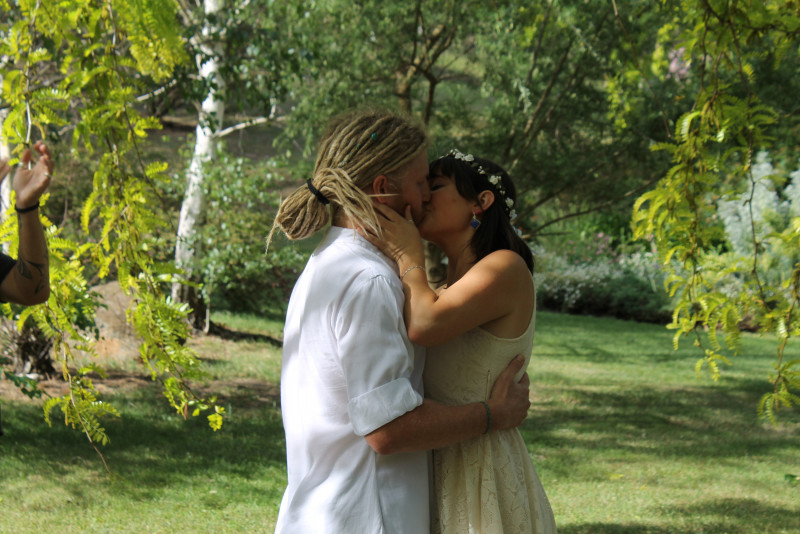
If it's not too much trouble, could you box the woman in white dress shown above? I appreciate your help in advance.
[364,149,557,534]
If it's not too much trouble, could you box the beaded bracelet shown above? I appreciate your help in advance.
[400,265,424,281]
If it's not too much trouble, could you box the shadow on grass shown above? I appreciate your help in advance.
[0,381,286,501]
[522,373,799,471]
[560,508,800,534]
[558,522,770,534]
[535,311,757,367]
[559,524,684,534]
[207,320,282,346]
[667,497,800,533]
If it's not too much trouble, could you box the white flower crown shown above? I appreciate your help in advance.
[448,149,517,221]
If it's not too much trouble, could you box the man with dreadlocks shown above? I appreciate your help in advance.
[270,109,530,533]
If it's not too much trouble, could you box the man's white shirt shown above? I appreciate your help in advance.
[275,226,428,533]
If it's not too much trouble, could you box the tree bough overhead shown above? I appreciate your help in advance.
[0,0,224,463]
[630,0,800,421]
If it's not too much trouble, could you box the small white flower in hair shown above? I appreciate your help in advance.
[450,149,475,162]
[447,148,516,220]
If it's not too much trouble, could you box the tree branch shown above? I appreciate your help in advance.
[135,80,179,103]
[529,149,625,211]
[503,36,573,163]
[531,173,661,235]
[214,113,282,139]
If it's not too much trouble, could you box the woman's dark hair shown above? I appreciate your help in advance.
[429,153,534,273]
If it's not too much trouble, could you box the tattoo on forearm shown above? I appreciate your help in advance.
[16,258,32,279]
[16,258,48,294]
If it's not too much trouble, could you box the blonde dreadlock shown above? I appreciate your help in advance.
[267,109,427,249]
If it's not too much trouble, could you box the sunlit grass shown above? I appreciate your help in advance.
[1,383,285,532]
[1,311,798,533]
[526,311,800,534]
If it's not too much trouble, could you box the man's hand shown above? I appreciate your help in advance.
[487,354,531,430]
[13,141,54,209]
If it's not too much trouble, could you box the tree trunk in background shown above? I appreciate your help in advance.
[425,241,446,288]
[172,0,224,330]
[0,76,11,254]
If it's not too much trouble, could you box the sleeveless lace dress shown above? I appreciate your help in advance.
[423,309,557,534]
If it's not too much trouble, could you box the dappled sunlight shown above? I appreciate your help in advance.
[520,312,799,532]
[3,310,797,532]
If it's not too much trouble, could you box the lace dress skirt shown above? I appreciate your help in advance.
[424,315,557,534]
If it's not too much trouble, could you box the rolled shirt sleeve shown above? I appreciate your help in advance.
[336,273,423,436]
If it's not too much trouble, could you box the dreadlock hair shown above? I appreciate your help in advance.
[267,108,427,248]
[429,154,534,273]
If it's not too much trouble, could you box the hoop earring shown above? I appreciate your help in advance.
[470,214,481,229]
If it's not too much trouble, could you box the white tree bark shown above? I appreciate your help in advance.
[172,0,225,303]
[0,73,12,254]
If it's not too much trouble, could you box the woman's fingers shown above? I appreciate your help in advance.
[35,143,54,173]
[20,148,32,167]
[372,201,403,223]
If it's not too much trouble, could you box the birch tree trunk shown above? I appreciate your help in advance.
[172,0,224,330]
[0,74,12,255]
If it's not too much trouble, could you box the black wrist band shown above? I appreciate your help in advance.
[15,202,40,214]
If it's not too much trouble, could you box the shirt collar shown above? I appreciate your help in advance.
[323,225,398,274]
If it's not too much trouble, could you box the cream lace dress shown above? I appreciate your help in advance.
[423,309,557,534]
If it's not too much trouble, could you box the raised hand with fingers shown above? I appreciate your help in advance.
[14,141,54,211]
[0,141,53,306]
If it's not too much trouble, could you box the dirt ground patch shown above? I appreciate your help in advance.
[0,368,152,403]
[1,281,279,406]
[195,378,280,407]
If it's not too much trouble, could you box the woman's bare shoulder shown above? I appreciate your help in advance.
[475,249,531,278]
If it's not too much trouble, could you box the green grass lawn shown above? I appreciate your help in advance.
[1,311,798,533]
[528,313,799,533]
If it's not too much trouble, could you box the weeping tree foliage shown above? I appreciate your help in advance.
[0,0,223,461]
[630,0,800,421]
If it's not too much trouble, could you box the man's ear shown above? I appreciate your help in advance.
[372,175,392,204]
[476,190,495,212]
